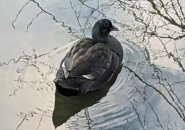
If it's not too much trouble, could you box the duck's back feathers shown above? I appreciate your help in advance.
[64,38,94,72]
[54,38,120,94]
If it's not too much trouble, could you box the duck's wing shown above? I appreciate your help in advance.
[58,38,114,81]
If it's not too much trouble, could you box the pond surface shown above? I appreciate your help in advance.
[1,0,185,130]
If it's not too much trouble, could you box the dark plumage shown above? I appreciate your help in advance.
[54,19,123,96]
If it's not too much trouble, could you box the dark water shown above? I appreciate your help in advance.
[1,0,185,130]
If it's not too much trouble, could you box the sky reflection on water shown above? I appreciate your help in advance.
[1,0,185,130]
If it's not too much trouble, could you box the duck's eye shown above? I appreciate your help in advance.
[104,22,112,29]
[104,23,109,28]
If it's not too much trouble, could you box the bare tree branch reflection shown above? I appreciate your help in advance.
[26,11,43,32]
[130,100,146,130]
[36,111,46,130]
[0,47,60,97]
[16,111,37,130]
[9,0,185,129]
[12,0,74,35]
[123,65,185,122]
[115,0,185,71]
[69,0,85,36]
[16,109,50,130]
[12,0,30,29]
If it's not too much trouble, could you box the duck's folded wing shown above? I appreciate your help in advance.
[63,39,113,80]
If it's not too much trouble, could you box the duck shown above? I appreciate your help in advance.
[53,19,123,96]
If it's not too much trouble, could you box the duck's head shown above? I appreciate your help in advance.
[92,19,120,43]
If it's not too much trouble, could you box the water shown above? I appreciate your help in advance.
[1,0,185,130]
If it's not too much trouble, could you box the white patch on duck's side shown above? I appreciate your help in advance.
[82,74,95,80]
[62,62,69,78]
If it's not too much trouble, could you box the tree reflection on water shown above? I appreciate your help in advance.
[1,0,185,130]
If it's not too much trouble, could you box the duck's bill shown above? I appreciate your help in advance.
[111,25,121,31]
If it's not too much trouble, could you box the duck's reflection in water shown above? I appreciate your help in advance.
[52,64,122,128]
